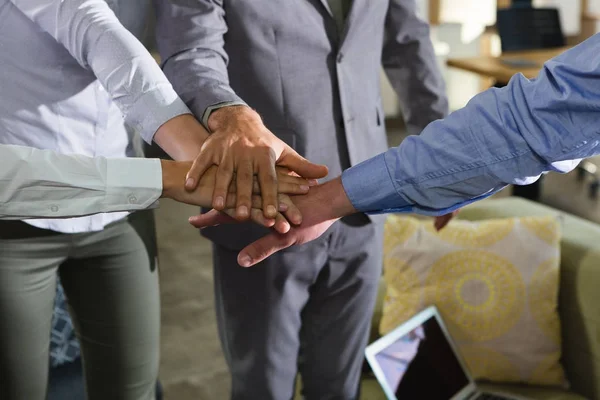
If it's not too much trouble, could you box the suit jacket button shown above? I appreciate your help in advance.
[337,53,344,63]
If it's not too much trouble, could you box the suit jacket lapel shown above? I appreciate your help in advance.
[318,0,334,17]
[339,0,362,47]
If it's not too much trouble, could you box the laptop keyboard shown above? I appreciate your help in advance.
[475,393,514,400]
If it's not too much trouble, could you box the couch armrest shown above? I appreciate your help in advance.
[458,197,600,400]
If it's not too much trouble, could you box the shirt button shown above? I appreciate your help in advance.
[50,205,59,213]
[337,53,344,63]
[128,195,138,204]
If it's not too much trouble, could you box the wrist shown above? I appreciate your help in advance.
[207,105,262,132]
[312,177,357,220]
[153,114,209,161]
[160,160,190,199]
[160,160,176,198]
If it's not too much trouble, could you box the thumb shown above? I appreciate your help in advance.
[237,233,292,267]
[278,148,328,180]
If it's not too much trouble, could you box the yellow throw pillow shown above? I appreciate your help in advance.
[381,215,566,387]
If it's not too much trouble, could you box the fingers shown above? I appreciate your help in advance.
[433,210,458,231]
[185,153,213,191]
[276,172,311,195]
[235,158,254,220]
[212,158,235,210]
[237,233,293,267]
[188,210,235,228]
[278,147,329,180]
[250,176,311,195]
[188,208,276,229]
[273,212,291,234]
[277,194,302,225]
[257,158,279,219]
[247,208,277,229]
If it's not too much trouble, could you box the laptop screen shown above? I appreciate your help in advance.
[372,314,470,399]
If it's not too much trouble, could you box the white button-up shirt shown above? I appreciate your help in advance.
[0,144,162,219]
[1,0,190,233]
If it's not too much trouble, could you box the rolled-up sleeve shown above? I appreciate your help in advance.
[11,0,191,142]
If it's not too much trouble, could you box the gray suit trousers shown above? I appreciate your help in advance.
[212,218,384,400]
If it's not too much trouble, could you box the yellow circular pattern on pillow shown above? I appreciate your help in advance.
[424,219,515,248]
[384,215,420,247]
[426,250,526,342]
[521,217,560,246]
[530,258,561,345]
[380,257,421,335]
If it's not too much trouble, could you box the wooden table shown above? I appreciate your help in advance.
[447,46,571,85]
[447,46,571,200]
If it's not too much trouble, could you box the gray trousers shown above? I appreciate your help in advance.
[0,215,160,400]
[212,218,384,400]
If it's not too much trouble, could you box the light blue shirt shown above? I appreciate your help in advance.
[342,33,600,216]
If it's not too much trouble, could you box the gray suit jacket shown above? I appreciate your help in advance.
[155,0,448,250]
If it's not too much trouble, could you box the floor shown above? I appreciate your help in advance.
[155,130,600,399]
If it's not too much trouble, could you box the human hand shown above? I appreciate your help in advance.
[433,210,459,231]
[188,178,356,267]
[160,160,302,232]
[184,105,328,220]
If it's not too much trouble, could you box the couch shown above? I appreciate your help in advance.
[358,197,600,400]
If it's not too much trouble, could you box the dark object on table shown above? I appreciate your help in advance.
[497,7,564,53]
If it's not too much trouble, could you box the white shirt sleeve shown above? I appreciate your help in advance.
[0,144,163,219]
[10,0,191,143]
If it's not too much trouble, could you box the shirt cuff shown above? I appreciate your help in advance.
[126,87,192,143]
[105,158,163,211]
[341,153,411,214]
[201,101,248,131]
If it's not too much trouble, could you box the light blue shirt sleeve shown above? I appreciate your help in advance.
[342,33,600,216]
[10,0,191,143]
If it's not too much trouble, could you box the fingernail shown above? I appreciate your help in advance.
[239,255,252,267]
[308,179,319,186]
[215,196,224,208]
[279,203,289,212]
[185,178,195,188]
[238,206,249,218]
[300,185,310,192]
[267,205,277,217]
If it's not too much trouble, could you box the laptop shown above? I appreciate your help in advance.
[365,306,529,400]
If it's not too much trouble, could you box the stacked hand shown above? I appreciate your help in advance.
[183,106,328,220]
[187,178,459,267]
[160,160,314,234]
[155,108,456,267]
[153,107,328,226]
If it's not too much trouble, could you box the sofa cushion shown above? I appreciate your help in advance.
[380,214,566,387]
[357,378,586,400]
[458,198,600,399]
[479,383,587,400]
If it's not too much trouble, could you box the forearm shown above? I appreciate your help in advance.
[153,114,210,161]
[343,34,600,216]
[12,0,192,144]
